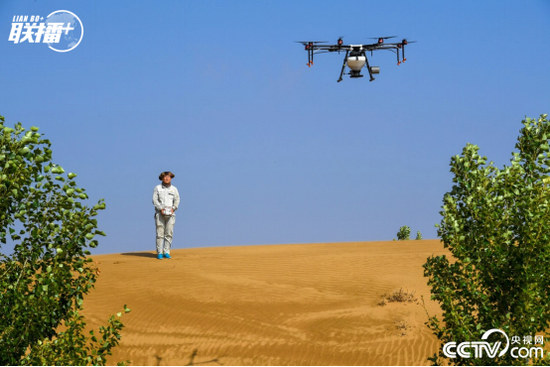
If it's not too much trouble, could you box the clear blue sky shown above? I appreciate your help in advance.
[1,1,549,254]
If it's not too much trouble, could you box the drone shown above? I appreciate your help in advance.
[297,37,415,82]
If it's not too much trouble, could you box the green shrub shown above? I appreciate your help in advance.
[397,225,411,240]
[423,114,550,365]
[0,116,129,365]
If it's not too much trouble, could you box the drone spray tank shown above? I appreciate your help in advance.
[346,53,366,77]
[346,50,379,80]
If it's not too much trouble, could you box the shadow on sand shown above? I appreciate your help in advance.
[185,349,223,366]
[119,252,158,258]
[154,349,223,366]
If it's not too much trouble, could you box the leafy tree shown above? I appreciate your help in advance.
[397,225,411,240]
[0,116,129,365]
[415,231,423,240]
[424,114,550,365]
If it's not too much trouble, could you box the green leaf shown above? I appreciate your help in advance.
[51,166,65,174]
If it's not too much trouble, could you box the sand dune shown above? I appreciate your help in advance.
[83,240,450,365]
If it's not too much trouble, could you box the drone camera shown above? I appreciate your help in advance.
[370,66,380,74]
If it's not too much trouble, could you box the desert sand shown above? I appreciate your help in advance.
[82,240,450,366]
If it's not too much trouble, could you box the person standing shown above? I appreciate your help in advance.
[152,171,180,260]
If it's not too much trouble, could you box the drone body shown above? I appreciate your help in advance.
[297,37,415,82]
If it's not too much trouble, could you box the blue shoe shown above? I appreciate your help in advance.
[164,253,171,259]
[157,254,163,260]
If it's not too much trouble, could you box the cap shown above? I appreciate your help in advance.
[159,171,175,180]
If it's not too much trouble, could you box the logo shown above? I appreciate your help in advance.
[443,329,545,359]
[8,10,84,52]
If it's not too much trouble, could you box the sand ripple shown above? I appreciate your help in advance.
[83,240,448,365]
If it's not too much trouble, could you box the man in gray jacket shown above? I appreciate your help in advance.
[153,171,180,260]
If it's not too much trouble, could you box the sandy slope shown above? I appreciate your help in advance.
[82,240,450,366]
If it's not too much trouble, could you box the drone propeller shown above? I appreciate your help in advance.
[369,36,397,44]
[295,41,328,45]
[296,41,328,52]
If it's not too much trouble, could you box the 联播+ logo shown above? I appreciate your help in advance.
[8,10,84,52]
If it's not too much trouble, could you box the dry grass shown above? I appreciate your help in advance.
[378,287,418,306]
[395,319,411,337]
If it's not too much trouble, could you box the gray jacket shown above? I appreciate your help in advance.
[153,184,180,214]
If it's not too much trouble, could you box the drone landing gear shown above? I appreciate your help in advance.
[306,43,315,67]
[363,52,376,82]
[337,50,349,83]
[396,42,408,65]
[307,53,314,67]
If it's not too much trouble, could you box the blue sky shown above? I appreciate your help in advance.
[1,1,549,254]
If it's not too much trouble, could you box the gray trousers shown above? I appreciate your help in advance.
[155,212,175,254]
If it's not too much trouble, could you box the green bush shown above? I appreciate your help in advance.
[0,116,129,365]
[397,225,411,240]
[423,114,550,365]
[415,231,423,240]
